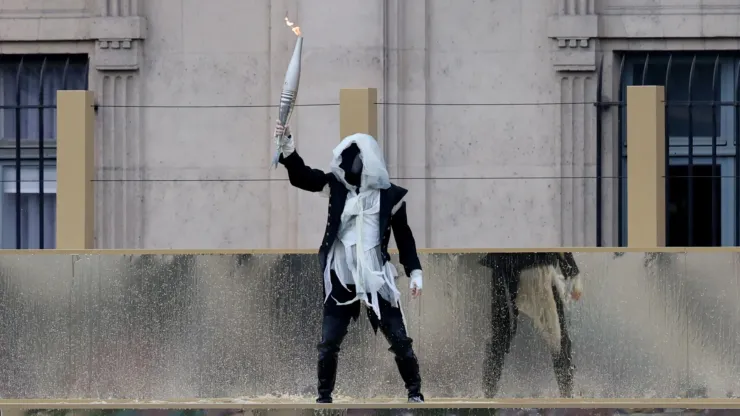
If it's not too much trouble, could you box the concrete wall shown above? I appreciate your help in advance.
[3,0,740,249]
[3,250,740,399]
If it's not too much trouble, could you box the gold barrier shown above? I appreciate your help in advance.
[3,398,740,412]
[1,249,739,403]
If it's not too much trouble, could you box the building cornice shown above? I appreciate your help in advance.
[0,15,146,71]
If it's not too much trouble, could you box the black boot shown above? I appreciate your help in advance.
[316,300,353,404]
[553,360,575,398]
[395,355,424,402]
[552,286,574,398]
[317,353,338,403]
[376,295,424,403]
[482,348,505,398]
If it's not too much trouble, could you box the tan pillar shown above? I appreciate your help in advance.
[56,90,95,249]
[626,85,666,248]
[339,88,378,139]
[0,409,26,416]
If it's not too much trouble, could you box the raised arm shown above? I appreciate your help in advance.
[274,121,330,193]
[279,150,330,192]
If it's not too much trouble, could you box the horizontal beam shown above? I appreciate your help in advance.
[0,247,737,255]
[0,16,146,41]
[2,398,740,410]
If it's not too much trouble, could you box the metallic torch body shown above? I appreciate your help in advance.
[272,36,303,168]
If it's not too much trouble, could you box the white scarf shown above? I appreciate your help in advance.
[331,189,392,319]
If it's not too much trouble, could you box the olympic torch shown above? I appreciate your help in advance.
[272,17,303,168]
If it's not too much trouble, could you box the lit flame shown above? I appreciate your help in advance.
[284,16,301,36]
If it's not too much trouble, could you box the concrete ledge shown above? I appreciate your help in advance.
[601,15,740,39]
[0,16,146,42]
[547,15,598,40]
[0,246,739,254]
[2,398,740,410]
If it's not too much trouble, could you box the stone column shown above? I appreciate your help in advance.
[548,0,600,246]
[94,0,146,248]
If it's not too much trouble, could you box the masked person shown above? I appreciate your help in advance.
[274,121,425,404]
[479,252,582,398]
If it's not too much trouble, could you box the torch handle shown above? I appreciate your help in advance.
[278,90,297,122]
[271,132,284,168]
[272,89,298,169]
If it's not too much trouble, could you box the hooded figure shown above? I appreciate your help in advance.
[479,252,582,398]
[274,121,425,404]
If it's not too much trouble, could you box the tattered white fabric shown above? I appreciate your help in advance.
[515,265,579,354]
[323,133,401,320]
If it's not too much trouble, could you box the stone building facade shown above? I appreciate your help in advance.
[1,0,738,249]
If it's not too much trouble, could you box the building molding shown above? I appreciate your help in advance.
[600,1,740,16]
[0,16,146,42]
[600,14,740,39]
[94,70,145,248]
[549,1,740,72]
[548,1,600,245]
[548,12,598,72]
[95,37,143,72]
[0,15,146,71]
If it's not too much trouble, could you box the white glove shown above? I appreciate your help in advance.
[409,269,422,298]
[570,274,583,301]
[274,120,295,157]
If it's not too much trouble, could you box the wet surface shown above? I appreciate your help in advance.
[7,407,740,416]
[1,252,739,399]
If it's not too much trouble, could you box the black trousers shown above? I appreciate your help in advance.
[317,272,422,400]
[482,270,574,398]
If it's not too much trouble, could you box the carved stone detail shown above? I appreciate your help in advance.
[550,1,600,245]
[93,3,145,72]
[548,0,599,72]
[95,38,141,71]
[0,1,145,72]
[94,72,144,248]
[93,0,144,247]
[559,74,598,246]
[101,0,140,17]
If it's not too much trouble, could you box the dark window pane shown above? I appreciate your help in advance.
[0,54,88,141]
[2,191,56,249]
[632,60,721,138]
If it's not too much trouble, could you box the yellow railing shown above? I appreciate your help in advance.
[55,86,667,249]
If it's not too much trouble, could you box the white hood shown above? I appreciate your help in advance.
[329,133,391,192]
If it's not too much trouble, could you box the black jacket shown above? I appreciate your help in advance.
[279,151,422,276]
[479,252,580,281]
